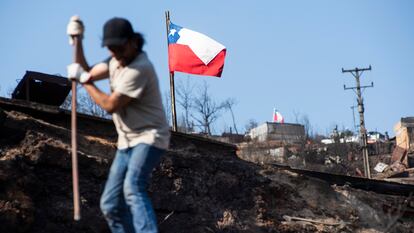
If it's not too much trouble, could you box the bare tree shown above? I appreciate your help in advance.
[292,110,301,124]
[60,84,83,110]
[6,86,15,98]
[301,114,312,140]
[176,78,195,133]
[245,119,258,133]
[163,90,172,127]
[291,111,314,140]
[0,85,5,98]
[60,93,72,110]
[191,81,226,135]
[178,113,194,133]
[78,93,109,118]
[60,90,109,119]
[223,98,239,134]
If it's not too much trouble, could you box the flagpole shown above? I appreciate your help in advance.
[165,11,178,132]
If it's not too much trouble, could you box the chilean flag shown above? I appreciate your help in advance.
[273,109,284,123]
[168,22,226,77]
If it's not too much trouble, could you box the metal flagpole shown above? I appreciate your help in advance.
[165,11,178,132]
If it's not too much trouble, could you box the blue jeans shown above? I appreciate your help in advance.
[100,143,165,233]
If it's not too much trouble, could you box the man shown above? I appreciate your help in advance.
[66,16,170,233]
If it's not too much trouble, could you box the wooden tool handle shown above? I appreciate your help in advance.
[71,36,81,221]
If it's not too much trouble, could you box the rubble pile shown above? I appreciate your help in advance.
[0,108,413,233]
[238,139,409,180]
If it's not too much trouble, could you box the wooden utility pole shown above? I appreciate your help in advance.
[350,105,358,135]
[165,11,178,132]
[342,66,374,178]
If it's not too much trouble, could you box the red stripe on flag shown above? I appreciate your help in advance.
[168,44,226,77]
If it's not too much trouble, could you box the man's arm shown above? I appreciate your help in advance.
[83,83,132,114]
[72,37,109,82]
[72,36,89,71]
[67,15,109,82]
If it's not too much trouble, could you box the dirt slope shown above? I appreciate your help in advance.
[0,109,413,233]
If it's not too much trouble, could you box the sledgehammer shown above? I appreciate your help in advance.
[70,37,81,221]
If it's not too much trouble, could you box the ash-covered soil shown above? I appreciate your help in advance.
[0,108,413,233]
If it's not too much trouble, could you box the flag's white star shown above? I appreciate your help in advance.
[169,29,177,36]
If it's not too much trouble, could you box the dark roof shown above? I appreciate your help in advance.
[11,71,71,106]
[401,117,414,124]
[265,121,304,127]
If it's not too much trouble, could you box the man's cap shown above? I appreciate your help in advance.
[102,17,137,47]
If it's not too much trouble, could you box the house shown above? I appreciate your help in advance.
[394,117,414,153]
[367,131,386,144]
[249,122,305,144]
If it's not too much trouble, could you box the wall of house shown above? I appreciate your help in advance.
[249,123,269,142]
[394,119,414,153]
[237,142,286,164]
[266,123,305,143]
[250,122,305,144]
[408,127,414,153]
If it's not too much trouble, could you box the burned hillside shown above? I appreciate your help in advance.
[0,98,414,233]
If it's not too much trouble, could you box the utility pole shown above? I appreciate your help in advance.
[350,105,358,135]
[342,66,374,179]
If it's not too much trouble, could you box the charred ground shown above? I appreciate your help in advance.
[0,105,413,233]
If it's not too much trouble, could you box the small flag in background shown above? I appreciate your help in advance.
[168,22,226,77]
[273,108,284,123]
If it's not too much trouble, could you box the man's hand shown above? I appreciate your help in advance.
[67,63,91,83]
[67,15,84,45]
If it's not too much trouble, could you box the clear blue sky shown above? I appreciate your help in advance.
[1,1,413,136]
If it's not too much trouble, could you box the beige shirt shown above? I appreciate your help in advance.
[109,52,170,150]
